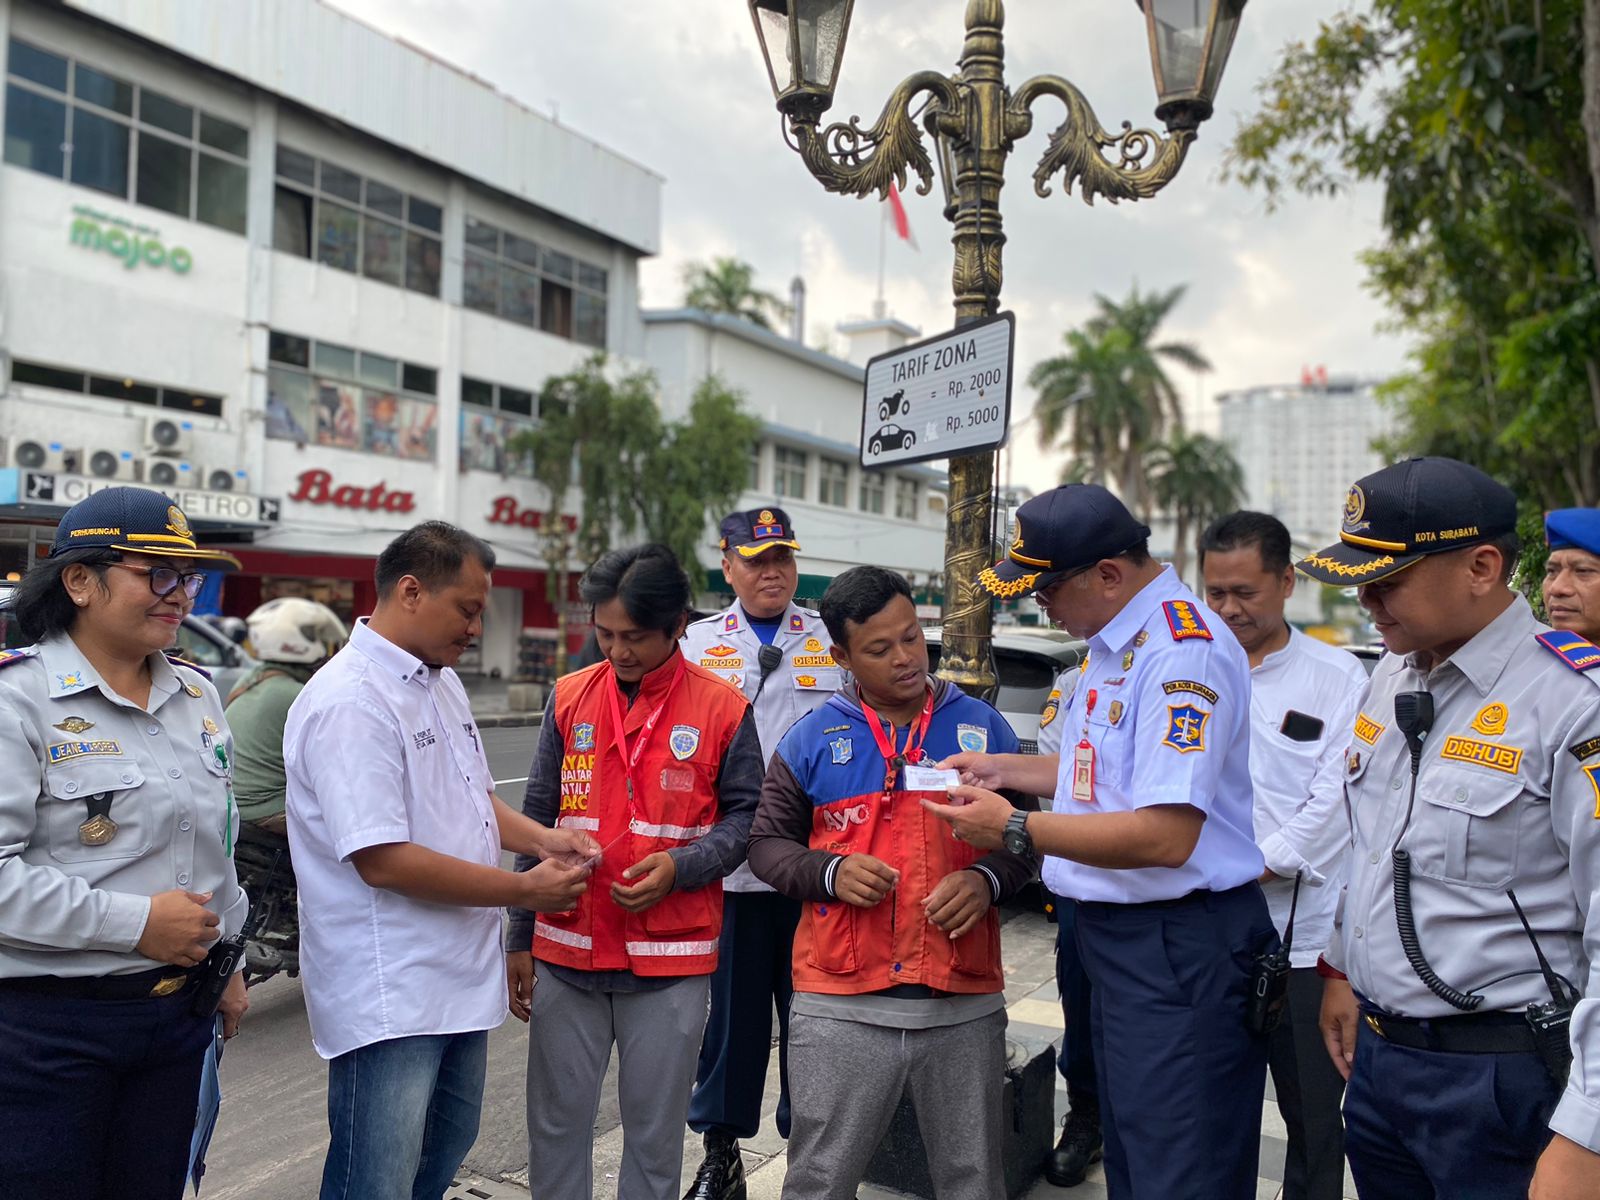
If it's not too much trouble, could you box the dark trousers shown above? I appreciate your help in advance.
[0,983,213,1200]
[1075,882,1277,1200]
[1268,967,1348,1200]
[1343,1016,1557,1199]
[688,891,801,1140]
[1052,896,1097,1100]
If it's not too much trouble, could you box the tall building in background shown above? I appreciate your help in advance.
[1218,375,1396,547]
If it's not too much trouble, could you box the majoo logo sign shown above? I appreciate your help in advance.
[68,205,193,275]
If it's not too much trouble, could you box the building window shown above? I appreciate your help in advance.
[459,376,539,477]
[4,38,249,234]
[895,478,920,521]
[10,357,224,417]
[266,330,437,460]
[859,471,885,514]
[819,457,848,508]
[273,146,442,296]
[462,216,609,348]
[748,442,762,491]
[774,446,808,500]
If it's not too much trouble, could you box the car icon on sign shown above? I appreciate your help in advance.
[869,424,916,455]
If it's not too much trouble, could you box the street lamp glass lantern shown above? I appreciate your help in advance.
[1136,0,1246,129]
[749,0,854,119]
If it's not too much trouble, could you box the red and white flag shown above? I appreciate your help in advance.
[886,181,918,251]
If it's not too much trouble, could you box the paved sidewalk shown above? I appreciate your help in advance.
[446,907,1357,1200]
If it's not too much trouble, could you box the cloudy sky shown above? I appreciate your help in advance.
[333,0,1404,494]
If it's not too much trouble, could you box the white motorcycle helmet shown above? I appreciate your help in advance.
[245,598,348,665]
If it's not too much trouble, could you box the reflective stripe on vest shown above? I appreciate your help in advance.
[535,925,593,950]
[557,815,601,831]
[628,818,714,841]
[625,938,719,957]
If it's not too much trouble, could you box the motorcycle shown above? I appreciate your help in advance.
[234,822,300,985]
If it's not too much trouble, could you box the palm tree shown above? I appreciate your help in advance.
[1145,430,1246,581]
[681,257,791,331]
[1029,283,1212,512]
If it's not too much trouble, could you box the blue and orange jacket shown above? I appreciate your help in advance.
[747,678,1033,995]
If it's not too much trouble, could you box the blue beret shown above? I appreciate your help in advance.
[1546,508,1600,556]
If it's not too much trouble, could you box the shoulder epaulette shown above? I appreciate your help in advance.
[1536,631,1600,672]
[164,652,212,679]
[1162,600,1213,642]
[0,647,37,670]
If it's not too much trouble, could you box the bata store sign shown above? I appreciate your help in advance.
[288,469,416,513]
[485,496,576,530]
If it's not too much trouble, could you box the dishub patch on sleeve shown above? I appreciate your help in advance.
[1162,600,1212,642]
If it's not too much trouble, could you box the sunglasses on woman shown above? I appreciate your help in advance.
[109,562,208,599]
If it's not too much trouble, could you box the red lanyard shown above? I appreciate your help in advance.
[859,686,935,793]
[604,655,687,803]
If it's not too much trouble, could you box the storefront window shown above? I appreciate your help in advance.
[273,145,443,298]
[268,330,437,461]
[4,39,249,234]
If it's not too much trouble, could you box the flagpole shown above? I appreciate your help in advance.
[876,200,887,317]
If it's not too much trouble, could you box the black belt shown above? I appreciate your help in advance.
[0,965,199,1001]
[1360,1005,1536,1054]
[1079,881,1257,915]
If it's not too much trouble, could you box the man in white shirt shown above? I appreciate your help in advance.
[1199,512,1367,1200]
[286,522,595,1200]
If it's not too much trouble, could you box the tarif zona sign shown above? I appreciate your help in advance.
[859,311,1014,469]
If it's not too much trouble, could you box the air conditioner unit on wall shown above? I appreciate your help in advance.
[144,416,194,457]
[6,437,78,473]
[146,459,195,488]
[204,467,248,493]
[85,447,140,481]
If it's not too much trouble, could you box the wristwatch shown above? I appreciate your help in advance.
[1002,810,1034,856]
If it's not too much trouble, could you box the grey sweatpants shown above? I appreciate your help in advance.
[526,967,711,1200]
[782,1008,1008,1200]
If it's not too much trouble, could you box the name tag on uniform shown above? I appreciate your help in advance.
[1072,739,1095,803]
[904,765,959,791]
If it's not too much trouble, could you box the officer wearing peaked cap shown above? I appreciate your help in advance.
[1544,508,1600,647]
[925,483,1278,1199]
[678,507,839,1200]
[0,486,248,1200]
[1299,457,1600,1200]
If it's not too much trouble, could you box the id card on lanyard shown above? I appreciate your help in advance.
[603,659,687,805]
[1072,688,1097,803]
[859,686,936,817]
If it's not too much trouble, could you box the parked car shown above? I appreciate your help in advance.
[923,625,1087,755]
[0,587,258,699]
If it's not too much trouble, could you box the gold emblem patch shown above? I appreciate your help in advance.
[1122,651,1135,671]
[1354,713,1384,745]
[1134,631,1149,648]
[1470,703,1509,737]
[1108,700,1124,725]
[1342,484,1368,533]
[53,717,95,734]
[1440,735,1522,775]
[758,509,775,525]
[166,505,192,538]
[805,637,824,653]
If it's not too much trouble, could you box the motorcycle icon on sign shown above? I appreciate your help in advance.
[869,424,916,455]
[878,389,909,421]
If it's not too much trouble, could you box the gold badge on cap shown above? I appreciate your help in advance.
[758,509,775,525]
[165,505,192,538]
[1342,484,1370,534]
[53,716,95,734]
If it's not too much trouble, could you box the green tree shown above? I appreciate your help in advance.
[682,257,791,331]
[1029,284,1211,511]
[1224,1,1600,518]
[643,376,763,574]
[1145,431,1245,581]
[507,358,761,668]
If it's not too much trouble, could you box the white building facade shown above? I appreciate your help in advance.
[0,0,659,677]
[643,309,948,610]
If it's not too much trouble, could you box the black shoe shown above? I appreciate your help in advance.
[1044,1108,1103,1188]
[682,1132,746,1200]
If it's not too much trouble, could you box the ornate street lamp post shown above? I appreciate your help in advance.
[749,0,1246,696]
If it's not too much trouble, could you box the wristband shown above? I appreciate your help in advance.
[1315,955,1347,981]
